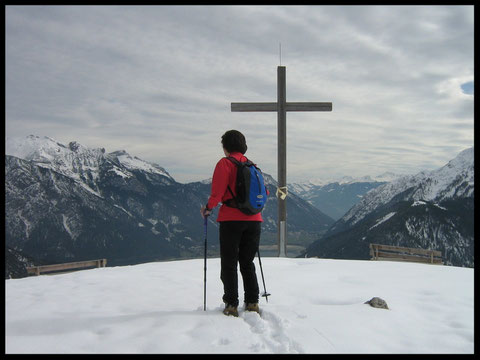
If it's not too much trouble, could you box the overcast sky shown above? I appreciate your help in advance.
[5,5,474,183]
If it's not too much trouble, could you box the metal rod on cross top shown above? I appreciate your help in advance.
[231,66,332,257]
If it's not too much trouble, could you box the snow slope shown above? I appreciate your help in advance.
[341,147,473,227]
[5,258,473,354]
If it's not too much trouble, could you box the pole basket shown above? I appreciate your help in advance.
[261,292,271,302]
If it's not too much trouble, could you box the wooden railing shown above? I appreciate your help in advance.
[26,259,107,276]
[370,244,442,265]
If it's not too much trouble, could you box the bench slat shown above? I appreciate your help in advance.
[370,244,442,265]
[373,250,442,263]
[26,259,107,276]
[370,243,441,257]
[375,256,443,264]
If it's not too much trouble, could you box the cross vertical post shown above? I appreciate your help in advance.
[231,66,332,257]
[277,66,287,257]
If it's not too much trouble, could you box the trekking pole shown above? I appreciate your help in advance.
[203,216,207,311]
[257,248,271,302]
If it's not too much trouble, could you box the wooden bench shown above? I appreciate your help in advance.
[26,259,107,276]
[369,244,442,265]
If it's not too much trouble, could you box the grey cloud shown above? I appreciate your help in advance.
[5,5,473,183]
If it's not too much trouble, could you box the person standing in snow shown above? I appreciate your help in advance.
[200,130,265,317]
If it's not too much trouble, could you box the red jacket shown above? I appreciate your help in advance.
[207,152,265,222]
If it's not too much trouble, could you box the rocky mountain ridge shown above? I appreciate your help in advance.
[304,147,474,267]
[5,135,333,277]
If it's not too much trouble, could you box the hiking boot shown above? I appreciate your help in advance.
[223,304,239,317]
[245,302,260,314]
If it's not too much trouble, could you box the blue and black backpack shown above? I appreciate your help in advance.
[224,157,268,215]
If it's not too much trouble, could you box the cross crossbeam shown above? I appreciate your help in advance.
[231,102,332,112]
[231,66,332,257]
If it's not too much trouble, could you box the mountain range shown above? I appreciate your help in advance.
[303,147,474,268]
[5,135,333,277]
[289,175,399,220]
[5,135,473,278]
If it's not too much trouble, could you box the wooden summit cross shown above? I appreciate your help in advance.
[231,66,332,257]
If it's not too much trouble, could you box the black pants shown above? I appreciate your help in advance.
[219,221,261,307]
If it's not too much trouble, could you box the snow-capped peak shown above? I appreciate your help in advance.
[108,150,172,179]
[372,172,402,183]
[6,136,106,183]
[6,135,70,163]
[415,147,474,201]
[5,135,175,184]
[296,173,403,188]
[341,147,474,226]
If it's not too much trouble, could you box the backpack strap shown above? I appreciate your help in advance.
[225,186,237,208]
[226,156,239,164]
[226,156,254,167]
[224,156,247,208]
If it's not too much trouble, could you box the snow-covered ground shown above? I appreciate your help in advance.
[5,258,473,354]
